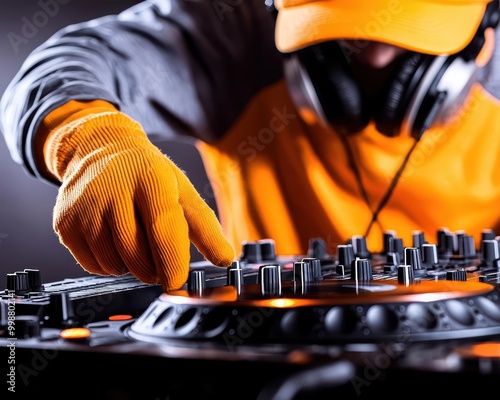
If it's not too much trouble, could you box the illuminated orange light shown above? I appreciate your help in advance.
[59,327,91,340]
[268,298,297,307]
[109,314,133,321]
[466,343,500,358]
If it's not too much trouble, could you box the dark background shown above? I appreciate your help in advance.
[0,0,214,290]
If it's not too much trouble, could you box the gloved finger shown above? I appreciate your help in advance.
[55,188,134,277]
[53,202,108,276]
[83,215,130,276]
[108,190,163,284]
[174,167,234,267]
[133,162,192,291]
[109,216,159,283]
[149,208,191,291]
[54,168,147,279]
[61,235,109,276]
[93,156,156,282]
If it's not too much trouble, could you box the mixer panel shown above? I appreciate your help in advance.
[1,229,500,399]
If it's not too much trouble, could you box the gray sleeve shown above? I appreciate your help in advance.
[0,0,283,181]
[479,26,500,100]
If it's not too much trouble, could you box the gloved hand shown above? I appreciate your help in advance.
[40,100,234,292]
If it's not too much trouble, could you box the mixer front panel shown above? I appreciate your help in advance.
[1,229,500,398]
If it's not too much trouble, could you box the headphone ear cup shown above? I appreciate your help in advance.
[375,0,500,138]
[374,52,432,137]
[286,42,370,134]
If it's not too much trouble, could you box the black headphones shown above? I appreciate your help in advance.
[279,0,500,138]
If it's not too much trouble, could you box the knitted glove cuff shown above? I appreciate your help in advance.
[45,110,148,181]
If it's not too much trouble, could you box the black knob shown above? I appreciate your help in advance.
[46,292,77,328]
[259,264,281,296]
[405,247,426,277]
[383,251,399,274]
[421,244,439,269]
[386,251,401,266]
[392,238,404,260]
[397,264,415,285]
[0,301,7,329]
[23,269,43,291]
[445,232,458,255]
[240,241,262,263]
[457,235,476,259]
[383,230,397,254]
[480,239,499,264]
[307,238,328,259]
[336,244,354,275]
[481,229,496,241]
[227,260,243,290]
[259,239,277,261]
[437,228,453,256]
[293,261,313,285]
[446,269,467,281]
[352,258,372,281]
[301,258,323,281]
[412,230,426,248]
[6,272,29,295]
[188,269,206,292]
[351,235,370,258]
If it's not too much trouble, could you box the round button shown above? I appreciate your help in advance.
[475,297,500,322]
[324,307,357,335]
[60,327,91,341]
[366,305,399,334]
[281,309,318,338]
[445,300,475,326]
[406,303,438,330]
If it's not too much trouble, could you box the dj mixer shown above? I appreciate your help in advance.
[1,228,500,399]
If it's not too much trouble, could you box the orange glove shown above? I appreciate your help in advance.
[39,100,234,292]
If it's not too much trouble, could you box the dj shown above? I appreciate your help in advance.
[1,0,500,292]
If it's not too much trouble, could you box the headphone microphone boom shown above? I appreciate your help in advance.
[282,0,500,138]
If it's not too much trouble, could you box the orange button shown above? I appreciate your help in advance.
[60,327,91,340]
[108,314,133,321]
[457,342,500,359]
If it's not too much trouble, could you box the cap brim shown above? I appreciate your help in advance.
[275,0,488,54]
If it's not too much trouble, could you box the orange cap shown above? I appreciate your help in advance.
[274,0,491,54]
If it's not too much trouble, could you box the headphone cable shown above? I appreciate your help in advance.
[340,131,422,239]
[361,87,448,237]
[363,135,421,237]
[339,132,379,229]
